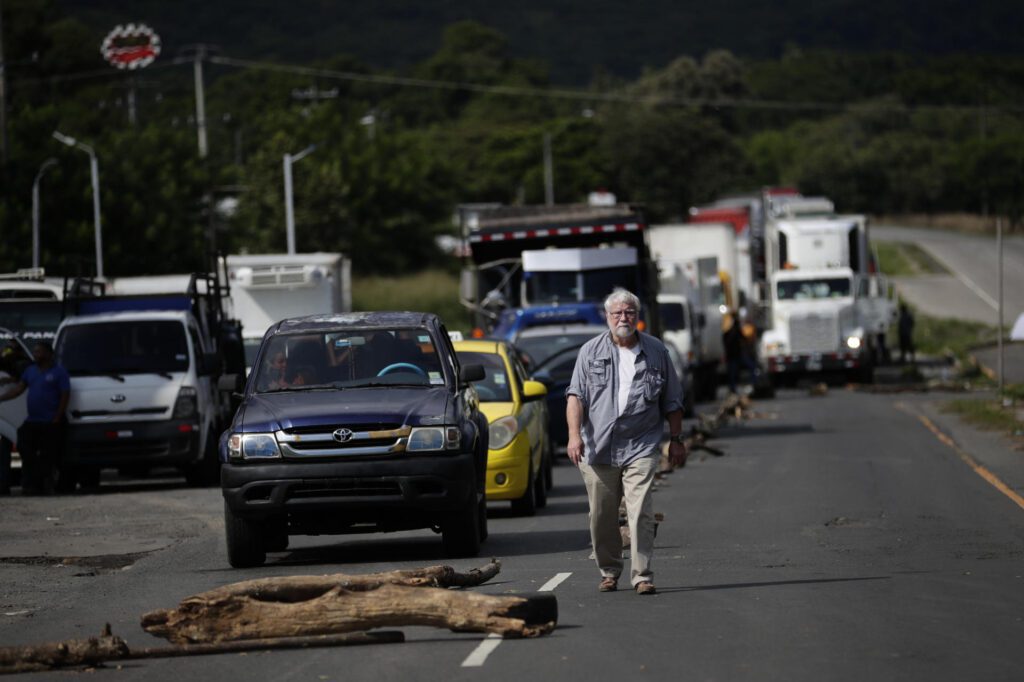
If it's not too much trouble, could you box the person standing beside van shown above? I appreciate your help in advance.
[0,342,70,495]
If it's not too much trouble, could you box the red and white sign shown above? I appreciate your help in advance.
[101,23,161,70]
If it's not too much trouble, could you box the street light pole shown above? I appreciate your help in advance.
[53,131,104,278]
[283,144,316,255]
[31,157,58,269]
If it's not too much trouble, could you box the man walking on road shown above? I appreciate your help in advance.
[566,289,687,595]
[0,342,70,495]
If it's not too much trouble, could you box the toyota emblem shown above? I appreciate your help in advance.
[332,428,354,443]
[110,394,127,403]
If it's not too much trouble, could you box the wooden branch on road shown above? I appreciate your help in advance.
[142,583,557,643]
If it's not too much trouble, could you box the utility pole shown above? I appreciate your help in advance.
[543,132,554,206]
[0,0,8,164]
[997,216,1004,395]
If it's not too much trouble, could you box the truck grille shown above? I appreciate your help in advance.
[276,425,411,458]
[789,313,838,354]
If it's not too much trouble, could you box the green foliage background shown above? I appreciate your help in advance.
[2,2,1024,278]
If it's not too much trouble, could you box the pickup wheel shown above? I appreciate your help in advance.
[265,517,289,553]
[224,502,267,568]
[477,494,488,542]
[510,464,537,516]
[442,496,481,558]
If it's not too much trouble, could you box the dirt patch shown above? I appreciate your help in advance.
[0,551,152,574]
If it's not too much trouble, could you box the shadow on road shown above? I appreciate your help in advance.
[656,575,890,594]
[716,424,815,439]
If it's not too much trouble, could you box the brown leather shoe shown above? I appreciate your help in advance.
[598,577,618,592]
[635,581,656,595]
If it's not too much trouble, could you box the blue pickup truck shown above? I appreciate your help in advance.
[220,312,488,567]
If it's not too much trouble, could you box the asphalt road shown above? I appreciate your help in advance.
[1,387,1023,680]
[873,224,1024,328]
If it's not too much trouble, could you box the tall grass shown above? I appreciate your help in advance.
[352,270,472,332]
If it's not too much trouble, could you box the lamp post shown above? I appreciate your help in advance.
[52,131,104,278]
[31,157,58,269]
[283,144,316,255]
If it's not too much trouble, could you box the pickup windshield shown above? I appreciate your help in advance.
[776,278,852,301]
[58,321,189,375]
[254,327,446,393]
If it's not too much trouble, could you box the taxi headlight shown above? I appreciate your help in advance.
[488,415,519,450]
[229,433,281,460]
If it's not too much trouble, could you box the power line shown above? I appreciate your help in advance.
[8,52,1024,115]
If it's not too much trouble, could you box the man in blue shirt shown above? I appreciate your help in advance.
[0,342,71,495]
[567,289,688,595]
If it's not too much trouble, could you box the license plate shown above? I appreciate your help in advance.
[806,355,822,371]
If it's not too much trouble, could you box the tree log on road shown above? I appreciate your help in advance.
[142,583,557,643]
[187,559,502,603]
[0,631,128,675]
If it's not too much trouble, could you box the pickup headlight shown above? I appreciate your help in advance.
[488,415,519,450]
[227,433,281,460]
[173,386,198,419]
[408,426,461,452]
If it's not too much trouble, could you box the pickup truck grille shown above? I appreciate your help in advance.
[789,313,838,354]
[276,425,412,458]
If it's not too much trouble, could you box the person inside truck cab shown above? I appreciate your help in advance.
[259,350,288,391]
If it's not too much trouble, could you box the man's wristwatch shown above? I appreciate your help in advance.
[669,433,685,444]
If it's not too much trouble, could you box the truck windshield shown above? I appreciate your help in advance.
[526,266,635,304]
[658,302,686,331]
[0,301,63,344]
[776,278,852,301]
[255,327,445,392]
[58,321,189,375]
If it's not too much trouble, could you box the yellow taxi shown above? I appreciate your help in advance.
[454,339,551,516]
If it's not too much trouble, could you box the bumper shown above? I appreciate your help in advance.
[766,350,866,375]
[221,451,478,530]
[484,433,532,501]
[64,419,202,468]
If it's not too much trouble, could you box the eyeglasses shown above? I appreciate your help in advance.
[609,309,637,319]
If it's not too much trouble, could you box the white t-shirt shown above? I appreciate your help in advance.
[616,344,640,417]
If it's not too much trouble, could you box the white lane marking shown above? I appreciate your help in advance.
[923,245,999,311]
[461,634,503,667]
[459,571,572,667]
[538,572,572,592]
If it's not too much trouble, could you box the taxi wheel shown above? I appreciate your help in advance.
[534,465,547,509]
[510,466,537,516]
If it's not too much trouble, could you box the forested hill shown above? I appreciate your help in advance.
[58,0,1024,83]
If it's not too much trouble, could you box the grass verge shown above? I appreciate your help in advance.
[940,397,1024,443]
[352,269,472,332]
[874,241,948,276]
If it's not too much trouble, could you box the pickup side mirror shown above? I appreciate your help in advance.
[199,352,220,376]
[459,363,485,383]
[218,373,243,393]
[521,380,548,401]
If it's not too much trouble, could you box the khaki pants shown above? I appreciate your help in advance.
[579,455,658,587]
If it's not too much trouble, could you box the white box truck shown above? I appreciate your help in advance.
[224,253,352,370]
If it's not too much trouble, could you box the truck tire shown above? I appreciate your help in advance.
[224,501,267,568]
[442,496,481,558]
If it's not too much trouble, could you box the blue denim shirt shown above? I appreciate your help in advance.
[566,331,682,466]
